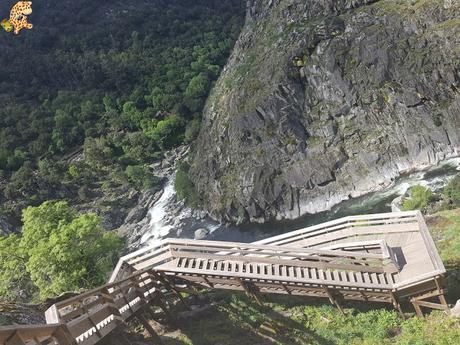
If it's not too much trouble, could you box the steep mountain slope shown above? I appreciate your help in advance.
[190,0,460,223]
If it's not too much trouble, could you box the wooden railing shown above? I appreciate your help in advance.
[254,211,420,248]
[110,237,400,283]
[44,268,185,345]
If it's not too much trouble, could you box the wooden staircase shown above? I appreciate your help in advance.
[0,211,449,345]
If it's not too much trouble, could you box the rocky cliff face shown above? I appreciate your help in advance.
[190,0,460,223]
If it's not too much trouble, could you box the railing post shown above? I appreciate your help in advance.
[45,304,60,324]
[238,278,263,306]
[323,286,345,315]
[100,287,123,317]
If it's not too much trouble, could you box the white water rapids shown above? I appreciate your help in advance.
[140,178,176,244]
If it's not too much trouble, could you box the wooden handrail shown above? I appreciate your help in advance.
[254,211,419,246]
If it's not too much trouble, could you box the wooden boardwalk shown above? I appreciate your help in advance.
[0,211,449,345]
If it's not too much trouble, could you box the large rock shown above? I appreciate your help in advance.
[0,216,15,236]
[194,228,210,240]
[0,302,45,326]
[190,0,460,223]
[451,300,460,318]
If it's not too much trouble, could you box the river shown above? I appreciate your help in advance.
[140,157,460,245]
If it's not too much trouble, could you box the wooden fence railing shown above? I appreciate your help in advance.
[254,211,421,248]
[110,237,400,283]
[0,268,187,345]
[45,267,189,345]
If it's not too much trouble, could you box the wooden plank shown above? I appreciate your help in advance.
[168,240,386,260]
[254,211,417,245]
[293,224,419,248]
[256,213,418,247]
[416,212,446,272]
[52,325,78,345]
[415,301,449,311]
[5,332,26,345]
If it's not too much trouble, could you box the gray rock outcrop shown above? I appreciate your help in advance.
[451,299,460,318]
[190,0,460,223]
[0,216,15,235]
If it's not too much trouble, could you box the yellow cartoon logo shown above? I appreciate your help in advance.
[1,2,33,35]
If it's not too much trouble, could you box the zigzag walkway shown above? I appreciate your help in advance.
[0,211,449,345]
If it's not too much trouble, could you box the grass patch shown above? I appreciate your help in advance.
[427,208,460,265]
[161,292,460,345]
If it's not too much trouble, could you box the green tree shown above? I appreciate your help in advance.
[84,137,117,170]
[0,234,33,301]
[145,115,185,150]
[0,149,9,170]
[125,165,160,189]
[185,74,210,99]
[122,101,143,129]
[184,118,202,143]
[20,201,122,299]
[6,149,27,171]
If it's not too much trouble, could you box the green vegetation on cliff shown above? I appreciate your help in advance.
[402,185,435,212]
[175,162,199,207]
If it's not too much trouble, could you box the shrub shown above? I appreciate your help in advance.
[175,162,199,207]
[125,165,160,190]
[443,174,460,205]
[0,234,34,301]
[184,118,202,143]
[145,115,185,150]
[402,185,435,211]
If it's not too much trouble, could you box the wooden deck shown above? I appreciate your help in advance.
[0,211,449,345]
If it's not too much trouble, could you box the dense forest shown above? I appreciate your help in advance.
[0,0,245,230]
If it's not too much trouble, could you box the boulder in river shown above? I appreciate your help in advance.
[194,228,210,240]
